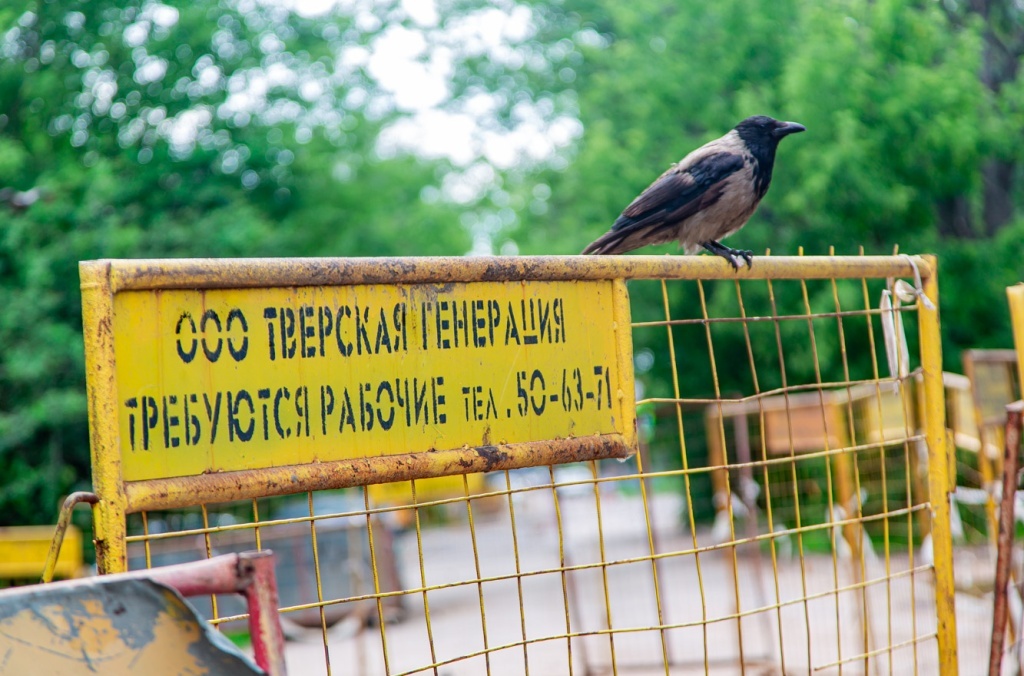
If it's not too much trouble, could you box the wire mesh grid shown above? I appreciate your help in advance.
[119,260,956,675]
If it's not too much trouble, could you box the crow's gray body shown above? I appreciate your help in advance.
[582,116,804,268]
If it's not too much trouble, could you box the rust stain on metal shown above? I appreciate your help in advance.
[406,281,457,305]
[476,445,510,467]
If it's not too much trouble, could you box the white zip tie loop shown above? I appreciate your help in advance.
[896,254,935,310]
[880,287,908,389]
[880,255,935,391]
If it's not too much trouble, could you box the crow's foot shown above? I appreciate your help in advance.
[702,241,754,271]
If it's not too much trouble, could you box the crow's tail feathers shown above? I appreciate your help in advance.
[581,228,632,255]
[582,219,672,255]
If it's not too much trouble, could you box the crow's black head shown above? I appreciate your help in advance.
[733,115,805,198]
[734,115,805,147]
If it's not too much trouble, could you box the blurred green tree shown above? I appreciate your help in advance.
[0,0,471,526]
[5,0,1024,530]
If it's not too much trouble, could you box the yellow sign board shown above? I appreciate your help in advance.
[109,279,633,481]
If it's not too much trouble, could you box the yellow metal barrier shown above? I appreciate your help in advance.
[0,525,84,581]
[79,254,959,675]
[1011,284,1024,388]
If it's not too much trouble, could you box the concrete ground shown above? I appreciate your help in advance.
[279,490,991,675]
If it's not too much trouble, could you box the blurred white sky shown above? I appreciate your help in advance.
[115,0,580,253]
[280,0,581,175]
[280,0,584,254]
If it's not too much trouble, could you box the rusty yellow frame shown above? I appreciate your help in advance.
[80,254,958,673]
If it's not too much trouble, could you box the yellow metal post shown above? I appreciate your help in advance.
[80,262,129,574]
[918,255,958,674]
[1009,285,1024,385]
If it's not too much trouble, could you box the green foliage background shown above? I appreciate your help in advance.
[2,0,1023,530]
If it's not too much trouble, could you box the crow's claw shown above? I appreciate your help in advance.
[727,247,754,269]
[703,241,754,271]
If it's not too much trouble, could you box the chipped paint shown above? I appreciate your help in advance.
[0,577,261,674]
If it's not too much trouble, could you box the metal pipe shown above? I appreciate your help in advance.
[41,491,99,583]
[123,435,633,513]
[990,401,1024,676]
[242,551,288,676]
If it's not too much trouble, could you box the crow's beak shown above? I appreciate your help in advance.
[774,121,806,138]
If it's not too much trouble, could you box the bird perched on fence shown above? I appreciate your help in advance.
[581,115,805,269]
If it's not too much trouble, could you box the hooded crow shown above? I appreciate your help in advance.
[581,115,805,269]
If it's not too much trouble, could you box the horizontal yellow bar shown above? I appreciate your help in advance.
[82,255,932,292]
[122,434,632,512]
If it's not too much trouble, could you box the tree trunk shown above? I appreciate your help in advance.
[936,195,976,239]
[982,159,1015,235]
[977,0,1020,235]
[943,0,1021,236]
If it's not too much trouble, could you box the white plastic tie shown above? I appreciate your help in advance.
[880,288,908,390]
[897,255,935,310]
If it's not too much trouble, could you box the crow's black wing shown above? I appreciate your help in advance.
[582,151,744,255]
[617,151,744,227]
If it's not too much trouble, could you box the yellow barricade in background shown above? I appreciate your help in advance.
[0,525,83,581]
[1010,284,1024,388]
